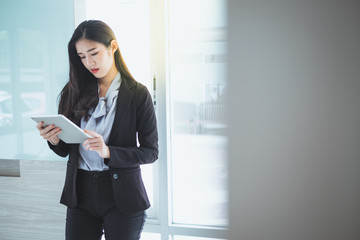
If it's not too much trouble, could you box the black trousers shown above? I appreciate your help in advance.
[66,169,146,240]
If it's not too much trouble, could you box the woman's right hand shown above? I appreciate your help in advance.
[36,122,62,145]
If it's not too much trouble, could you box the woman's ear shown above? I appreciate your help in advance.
[110,40,118,54]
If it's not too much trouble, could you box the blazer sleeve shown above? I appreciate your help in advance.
[48,140,70,157]
[105,85,159,168]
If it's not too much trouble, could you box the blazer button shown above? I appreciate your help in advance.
[113,174,118,180]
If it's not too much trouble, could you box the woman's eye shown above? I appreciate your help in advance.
[91,52,98,56]
[79,56,85,59]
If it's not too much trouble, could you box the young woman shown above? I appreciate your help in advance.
[36,20,158,240]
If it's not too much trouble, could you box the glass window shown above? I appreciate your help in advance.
[0,30,10,72]
[0,0,74,160]
[168,0,228,227]
[173,236,225,240]
[142,232,161,240]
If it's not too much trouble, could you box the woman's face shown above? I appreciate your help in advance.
[75,38,116,81]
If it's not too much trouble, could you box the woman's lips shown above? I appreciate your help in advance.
[91,68,99,73]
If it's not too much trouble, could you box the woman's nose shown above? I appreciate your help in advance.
[86,56,94,66]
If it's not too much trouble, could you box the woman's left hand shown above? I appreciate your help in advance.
[83,130,110,159]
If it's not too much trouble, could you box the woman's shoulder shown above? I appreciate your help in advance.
[123,76,149,94]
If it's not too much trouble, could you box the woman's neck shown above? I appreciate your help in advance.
[98,63,118,98]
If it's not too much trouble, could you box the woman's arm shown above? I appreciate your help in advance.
[48,140,70,157]
[105,85,159,168]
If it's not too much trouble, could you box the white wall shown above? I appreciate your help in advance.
[228,1,360,240]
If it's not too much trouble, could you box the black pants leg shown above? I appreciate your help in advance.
[103,210,146,240]
[65,169,146,240]
[66,207,103,240]
[66,207,146,240]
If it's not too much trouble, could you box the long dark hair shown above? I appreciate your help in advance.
[58,20,135,123]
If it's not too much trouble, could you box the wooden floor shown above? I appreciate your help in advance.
[0,160,67,240]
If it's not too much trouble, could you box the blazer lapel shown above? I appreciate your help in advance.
[108,76,135,143]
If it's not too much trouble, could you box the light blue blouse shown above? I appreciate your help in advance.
[78,72,122,171]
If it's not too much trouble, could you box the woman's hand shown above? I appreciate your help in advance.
[36,122,62,145]
[82,130,110,159]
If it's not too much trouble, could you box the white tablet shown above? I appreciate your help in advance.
[31,114,92,144]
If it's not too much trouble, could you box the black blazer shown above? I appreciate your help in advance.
[49,76,158,213]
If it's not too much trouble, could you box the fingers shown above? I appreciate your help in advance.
[83,129,99,138]
[83,138,102,150]
[42,129,61,141]
[49,128,62,141]
[81,131,110,158]
[83,136,100,144]
[36,121,44,130]
[83,130,102,145]
[39,124,61,141]
[86,145,102,151]
[38,123,53,134]
[82,131,106,153]
[84,143,110,158]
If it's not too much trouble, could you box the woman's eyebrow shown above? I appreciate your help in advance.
[77,47,97,55]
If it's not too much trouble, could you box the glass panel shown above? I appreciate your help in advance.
[85,0,157,219]
[173,236,225,240]
[0,0,74,160]
[169,0,228,226]
[0,30,12,130]
[141,232,161,240]
[0,30,10,82]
